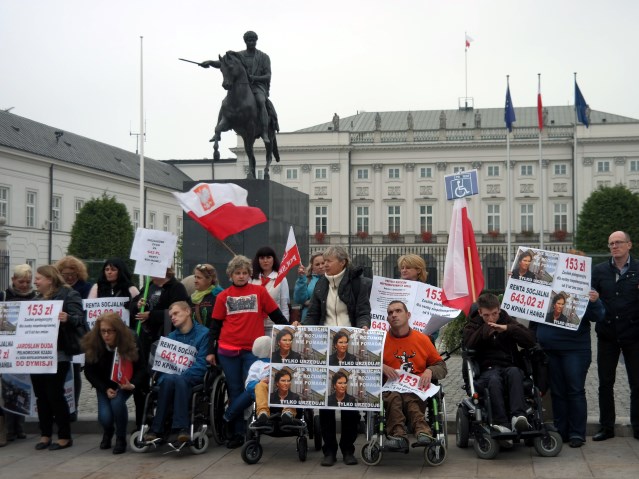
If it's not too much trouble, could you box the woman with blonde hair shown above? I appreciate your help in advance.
[397,254,428,283]
[55,255,92,299]
[82,312,145,454]
[188,263,223,328]
[32,265,85,451]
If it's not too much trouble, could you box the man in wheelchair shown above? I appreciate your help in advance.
[463,293,537,433]
[143,301,209,443]
[382,300,447,448]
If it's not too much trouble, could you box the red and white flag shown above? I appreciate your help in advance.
[441,198,485,314]
[173,183,267,240]
[465,33,474,49]
[111,348,133,385]
[274,227,301,288]
[537,76,544,131]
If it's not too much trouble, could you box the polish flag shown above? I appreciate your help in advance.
[111,348,133,384]
[173,183,267,240]
[441,198,485,314]
[465,34,473,49]
[274,227,301,287]
[537,77,543,131]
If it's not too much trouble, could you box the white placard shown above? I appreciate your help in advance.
[83,297,131,329]
[130,228,178,277]
[382,370,441,401]
[151,336,197,375]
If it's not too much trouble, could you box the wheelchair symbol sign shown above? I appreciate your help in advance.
[444,170,479,200]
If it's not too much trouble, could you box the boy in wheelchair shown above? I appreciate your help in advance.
[143,301,209,443]
[462,293,537,433]
[382,300,447,448]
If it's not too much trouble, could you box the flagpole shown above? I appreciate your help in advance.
[466,246,477,301]
[538,73,545,248]
[464,32,468,104]
[506,75,513,265]
[573,72,579,236]
[217,239,237,257]
[138,36,145,290]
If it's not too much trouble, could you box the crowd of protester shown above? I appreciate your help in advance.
[1,230,637,460]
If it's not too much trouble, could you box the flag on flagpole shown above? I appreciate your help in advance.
[465,33,473,49]
[537,76,543,131]
[505,82,516,132]
[111,348,133,384]
[575,81,590,128]
[441,198,485,315]
[173,183,267,240]
[274,227,301,288]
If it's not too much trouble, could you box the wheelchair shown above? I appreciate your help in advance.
[129,364,228,455]
[360,381,448,467]
[241,407,316,464]
[455,347,562,460]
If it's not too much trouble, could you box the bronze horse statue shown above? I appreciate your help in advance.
[211,51,279,179]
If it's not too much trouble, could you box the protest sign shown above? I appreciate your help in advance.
[269,326,384,411]
[382,371,441,401]
[370,276,460,333]
[502,247,591,330]
[83,297,131,329]
[130,228,178,277]
[152,336,197,375]
[0,301,61,374]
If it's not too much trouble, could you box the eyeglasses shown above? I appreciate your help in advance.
[608,241,628,248]
[100,329,116,335]
[195,264,213,272]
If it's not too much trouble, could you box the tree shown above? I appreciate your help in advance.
[575,185,639,253]
[68,194,134,260]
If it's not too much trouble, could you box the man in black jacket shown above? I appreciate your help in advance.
[592,231,639,441]
[463,293,536,433]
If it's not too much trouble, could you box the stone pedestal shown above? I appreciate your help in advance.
[182,180,309,289]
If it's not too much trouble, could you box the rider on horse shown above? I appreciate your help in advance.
[201,31,278,144]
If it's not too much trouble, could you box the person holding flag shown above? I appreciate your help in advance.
[250,246,290,338]
[82,312,145,454]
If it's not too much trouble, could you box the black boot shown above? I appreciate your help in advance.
[113,436,127,454]
[100,429,114,449]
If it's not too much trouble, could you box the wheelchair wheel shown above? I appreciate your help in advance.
[360,442,382,466]
[297,436,308,462]
[533,431,562,457]
[424,443,447,467]
[241,439,263,464]
[209,374,228,445]
[313,414,322,451]
[473,432,499,460]
[455,406,470,448]
[129,429,151,453]
[189,432,210,455]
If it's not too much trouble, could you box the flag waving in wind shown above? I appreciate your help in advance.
[441,198,485,314]
[274,227,301,288]
[537,75,544,131]
[505,81,516,132]
[465,33,473,49]
[173,183,267,240]
[575,81,590,128]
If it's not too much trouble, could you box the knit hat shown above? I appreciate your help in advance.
[252,336,272,359]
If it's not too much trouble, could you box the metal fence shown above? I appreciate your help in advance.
[308,243,574,292]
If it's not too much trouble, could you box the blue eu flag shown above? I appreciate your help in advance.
[505,85,516,132]
[575,81,590,128]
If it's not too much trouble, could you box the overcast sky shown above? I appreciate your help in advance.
[1,0,636,161]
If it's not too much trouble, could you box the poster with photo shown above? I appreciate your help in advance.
[369,276,460,334]
[269,326,384,411]
[502,247,591,330]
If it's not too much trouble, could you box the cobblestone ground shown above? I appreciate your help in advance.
[77,331,631,424]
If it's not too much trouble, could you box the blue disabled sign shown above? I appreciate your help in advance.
[444,170,479,200]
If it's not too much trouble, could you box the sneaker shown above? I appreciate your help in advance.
[177,429,190,443]
[416,432,433,445]
[512,416,530,432]
[143,431,159,442]
[386,435,409,449]
[254,413,269,426]
[492,424,511,434]
[281,411,294,425]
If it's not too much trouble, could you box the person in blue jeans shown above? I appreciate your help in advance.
[222,336,271,425]
[143,301,209,443]
[82,312,146,454]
